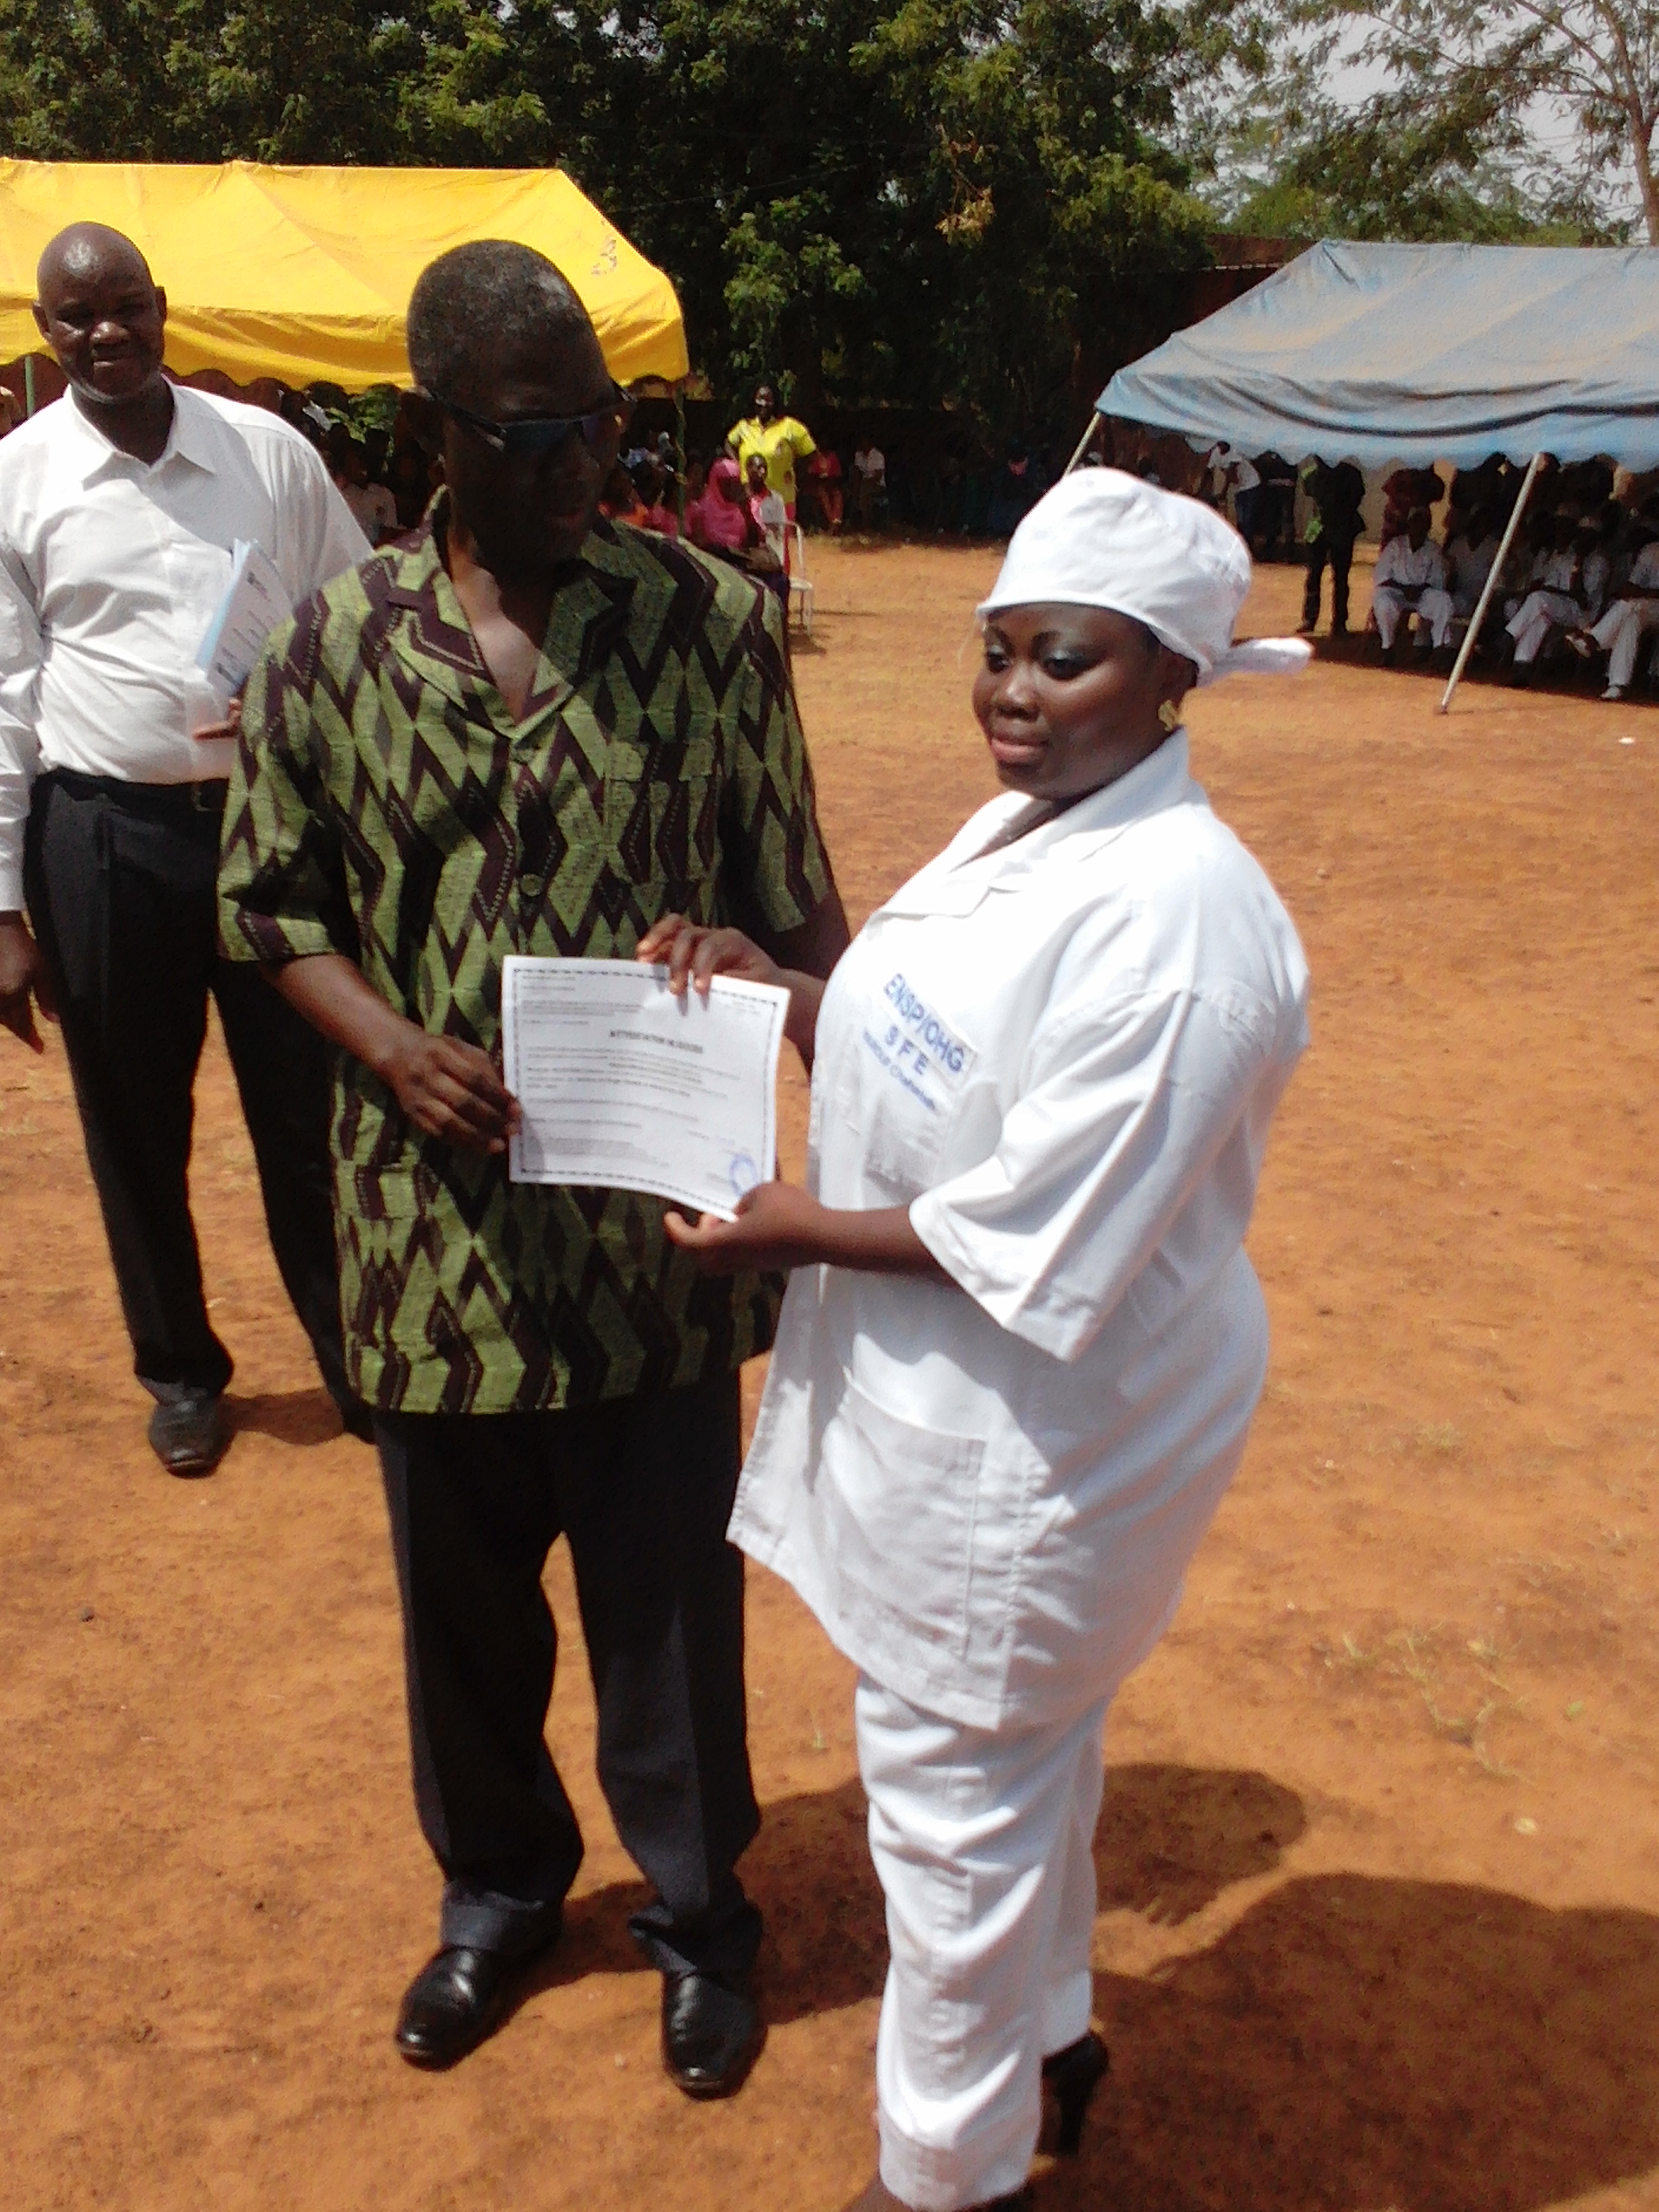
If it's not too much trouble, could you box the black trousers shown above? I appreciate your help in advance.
[23,769,350,1410]
[375,1373,763,1978]
[1303,531,1358,633]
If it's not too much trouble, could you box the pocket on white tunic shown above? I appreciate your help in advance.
[818,1380,986,1660]
[834,983,978,1196]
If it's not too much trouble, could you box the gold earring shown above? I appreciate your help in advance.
[1158,699,1179,733]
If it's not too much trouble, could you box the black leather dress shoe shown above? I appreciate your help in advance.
[394,1925,559,2068]
[147,1391,230,1477]
[660,1969,762,2099]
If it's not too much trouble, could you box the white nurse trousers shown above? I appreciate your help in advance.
[855,1677,1111,2211]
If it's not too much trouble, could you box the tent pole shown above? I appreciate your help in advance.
[22,355,35,417]
[1063,411,1103,476]
[1435,451,1544,716]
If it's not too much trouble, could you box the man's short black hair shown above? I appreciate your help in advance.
[406,240,597,401]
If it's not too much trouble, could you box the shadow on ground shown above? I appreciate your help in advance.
[1094,1761,1305,1925]
[227,1384,356,1449]
[504,1759,1659,2207]
[1063,1868,1659,2211]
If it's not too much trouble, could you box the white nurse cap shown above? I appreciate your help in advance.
[977,468,1312,688]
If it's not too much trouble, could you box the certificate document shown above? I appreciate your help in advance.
[195,539,288,707]
[501,958,790,1217]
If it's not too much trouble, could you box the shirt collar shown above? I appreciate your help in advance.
[979,732,1198,874]
[62,380,220,485]
[373,491,645,729]
[165,386,222,476]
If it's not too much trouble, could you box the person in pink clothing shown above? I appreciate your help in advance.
[687,456,757,559]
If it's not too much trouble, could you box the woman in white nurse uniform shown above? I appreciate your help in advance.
[638,469,1311,2212]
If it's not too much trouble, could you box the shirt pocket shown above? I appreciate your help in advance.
[818,1380,986,1660]
[835,973,979,1197]
[165,536,234,630]
[602,730,719,914]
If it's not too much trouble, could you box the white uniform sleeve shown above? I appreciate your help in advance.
[1374,538,1401,588]
[275,436,371,598]
[0,539,43,912]
[909,979,1294,1363]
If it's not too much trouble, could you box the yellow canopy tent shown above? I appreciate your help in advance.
[0,160,689,390]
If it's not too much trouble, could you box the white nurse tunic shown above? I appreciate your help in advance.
[731,731,1310,1733]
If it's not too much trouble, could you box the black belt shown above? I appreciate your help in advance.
[40,765,228,816]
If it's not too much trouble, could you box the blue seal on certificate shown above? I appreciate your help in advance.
[728,1152,760,1200]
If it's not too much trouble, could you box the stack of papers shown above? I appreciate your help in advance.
[195,540,289,706]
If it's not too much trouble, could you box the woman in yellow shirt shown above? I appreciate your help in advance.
[728,381,817,518]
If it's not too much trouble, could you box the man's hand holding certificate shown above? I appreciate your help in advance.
[501,958,790,1218]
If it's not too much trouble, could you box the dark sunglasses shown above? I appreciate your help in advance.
[434,383,633,457]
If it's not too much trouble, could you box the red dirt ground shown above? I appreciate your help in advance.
[3,540,1658,2212]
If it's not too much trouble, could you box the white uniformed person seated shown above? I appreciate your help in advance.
[1504,511,1607,684]
[1567,525,1659,700]
[1371,507,1456,663]
[636,469,1311,2212]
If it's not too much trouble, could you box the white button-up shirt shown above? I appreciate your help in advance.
[1448,532,1500,606]
[0,386,367,907]
[1373,535,1448,595]
[731,735,1310,1730]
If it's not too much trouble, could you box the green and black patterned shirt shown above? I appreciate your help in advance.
[218,499,836,1414]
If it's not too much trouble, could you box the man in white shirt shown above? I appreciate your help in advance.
[1504,510,1606,680]
[0,223,369,1474]
[1205,441,1260,530]
[1568,530,1659,699]
[1371,508,1456,661]
[852,441,886,527]
[1446,507,1502,618]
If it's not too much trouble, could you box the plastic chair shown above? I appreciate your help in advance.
[790,524,815,637]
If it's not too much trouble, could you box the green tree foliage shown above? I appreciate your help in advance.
[0,0,1227,427]
[1222,0,1646,245]
[1225,94,1591,241]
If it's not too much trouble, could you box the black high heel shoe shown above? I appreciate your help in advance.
[1041,2030,1109,2156]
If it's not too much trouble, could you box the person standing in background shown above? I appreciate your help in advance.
[0,223,369,1476]
[852,438,886,528]
[728,381,816,522]
[1204,441,1258,530]
[1298,458,1366,638]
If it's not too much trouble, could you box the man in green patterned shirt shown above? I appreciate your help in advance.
[218,243,847,2093]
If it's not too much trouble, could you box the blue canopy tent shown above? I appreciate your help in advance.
[1091,241,1659,707]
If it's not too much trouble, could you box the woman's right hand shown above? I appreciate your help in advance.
[636,915,784,999]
